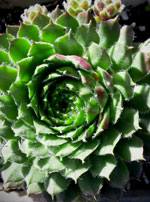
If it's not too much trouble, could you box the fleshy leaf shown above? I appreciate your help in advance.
[56,12,79,33]
[115,136,144,161]
[28,41,55,63]
[0,119,14,140]
[12,120,36,141]
[18,57,36,83]
[109,159,129,189]
[117,108,140,137]
[75,22,99,47]
[71,138,100,163]
[0,34,14,51]
[98,17,120,49]
[0,50,10,64]
[0,94,18,121]
[34,120,55,135]
[37,134,67,146]
[55,31,83,56]
[113,71,134,100]
[45,173,70,199]
[2,162,24,190]
[62,158,90,183]
[0,65,17,93]
[9,81,28,105]
[20,139,49,157]
[18,23,40,41]
[91,155,116,180]
[9,38,31,63]
[88,43,111,70]
[24,165,46,190]
[52,142,81,159]
[128,85,150,112]
[78,172,103,196]
[33,13,50,29]
[6,25,19,37]
[110,92,123,124]
[41,21,66,44]
[34,156,64,172]
[96,128,121,155]
[2,140,26,163]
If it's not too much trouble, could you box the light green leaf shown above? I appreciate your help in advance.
[0,50,10,64]
[110,92,123,124]
[33,13,50,29]
[78,172,103,196]
[71,138,100,163]
[52,142,80,159]
[12,120,36,141]
[41,21,66,44]
[0,33,14,51]
[56,12,79,33]
[98,17,120,49]
[55,31,83,56]
[27,182,43,195]
[0,119,14,140]
[25,166,46,187]
[18,23,40,41]
[9,38,31,63]
[37,134,67,146]
[0,65,17,93]
[96,128,121,155]
[88,43,110,70]
[113,71,134,100]
[2,162,24,190]
[0,94,17,121]
[91,155,116,180]
[62,158,90,183]
[115,136,144,161]
[45,173,70,199]
[28,41,55,63]
[18,57,36,83]
[9,81,28,105]
[2,140,26,163]
[34,156,64,172]
[129,85,150,112]
[34,120,55,135]
[117,108,140,137]
[75,22,99,47]
[20,139,49,157]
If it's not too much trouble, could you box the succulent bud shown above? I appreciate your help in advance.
[93,0,124,22]
[63,0,92,16]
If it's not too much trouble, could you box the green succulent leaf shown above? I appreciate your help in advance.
[55,31,83,56]
[91,155,116,180]
[41,22,66,44]
[0,65,17,93]
[96,128,121,155]
[0,34,14,51]
[0,118,14,140]
[62,158,90,183]
[32,13,50,29]
[0,50,11,64]
[9,38,31,63]
[2,139,26,163]
[117,108,141,137]
[18,23,40,41]
[78,172,103,196]
[45,172,70,199]
[115,136,144,162]
[6,25,19,37]
[2,162,24,190]
[56,12,79,33]
[109,159,129,189]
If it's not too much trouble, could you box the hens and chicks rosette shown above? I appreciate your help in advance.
[0,0,150,201]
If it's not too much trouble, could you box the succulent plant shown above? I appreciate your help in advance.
[0,1,150,202]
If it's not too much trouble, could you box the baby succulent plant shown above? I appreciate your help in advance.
[0,0,150,202]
